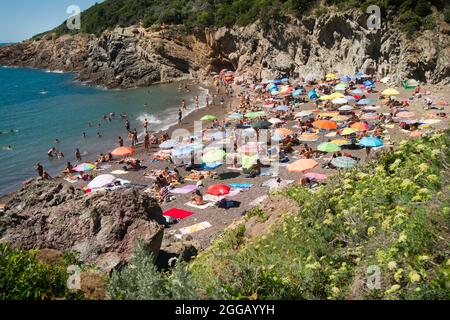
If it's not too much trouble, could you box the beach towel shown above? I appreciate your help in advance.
[163,208,193,220]
[179,221,212,235]
[170,185,198,195]
[185,202,215,210]
[201,163,223,170]
[229,183,254,189]
[111,170,129,175]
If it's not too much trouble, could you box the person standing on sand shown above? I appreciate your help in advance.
[143,118,149,132]
[125,120,130,132]
[76,148,82,162]
[144,132,150,152]
[118,136,124,147]
[181,99,186,110]
[35,163,44,177]
[178,109,183,125]
[194,96,199,109]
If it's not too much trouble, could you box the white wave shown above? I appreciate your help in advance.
[136,114,163,124]
[39,91,49,95]
[45,69,65,74]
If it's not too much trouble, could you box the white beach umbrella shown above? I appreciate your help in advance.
[88,174,116,189]
[332,98,348,105]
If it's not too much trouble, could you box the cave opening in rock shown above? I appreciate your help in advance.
[210,59,236,73]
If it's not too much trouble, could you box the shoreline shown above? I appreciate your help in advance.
[0,78,227,203]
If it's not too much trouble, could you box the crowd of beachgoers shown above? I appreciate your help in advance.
[16,70,449,245]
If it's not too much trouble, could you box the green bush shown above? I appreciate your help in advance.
[0,244,71,300]
[444,8,450,23]
[108,242,198,300]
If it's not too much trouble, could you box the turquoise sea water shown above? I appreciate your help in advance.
[0,62,206,195]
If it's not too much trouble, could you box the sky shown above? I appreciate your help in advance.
[0,0,103,43]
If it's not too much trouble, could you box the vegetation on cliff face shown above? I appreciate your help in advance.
[46,0,448,38]
[108,131,450,300]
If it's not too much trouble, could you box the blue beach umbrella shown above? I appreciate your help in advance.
[331,156,357,169]
[228,112,243,120]
[357,99,372,105]
[352,89,364,95]
[308,90,318,100]
[276,105,289,112]
[359,136,384,148]
[292,89,304,97]
[341,75,352,82]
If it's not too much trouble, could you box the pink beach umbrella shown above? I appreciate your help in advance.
[305,172,328,181]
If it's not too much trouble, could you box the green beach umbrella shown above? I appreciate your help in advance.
[317,142,341,153]
[251,120,272,129]
[331,156,357,169]
[201,115,217,121]
[245,111,265,119]
[202,149,226,164]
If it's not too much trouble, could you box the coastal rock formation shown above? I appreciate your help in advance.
[0,10,449,87]
[0,179,166,272]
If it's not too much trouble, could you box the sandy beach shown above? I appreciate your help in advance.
[1,77,449,250]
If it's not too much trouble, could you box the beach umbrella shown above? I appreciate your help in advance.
[332,115,350,122]
[355,71,368,79]
[317,142,341,153]
[319,111,339,117]
[159,139,178,149]
[364,105,380,111]
[361,113,378,121]
[382,88,400,96]
[111,147,136,157]
[359,136,384,148]
[326,73,337,80]
[276,128,294,136]
[335,83,348,91]
[331,139,350,146]
[332,97,348,105]
[357,99,372,105]
[351,122,369,131]
[251,120,272,129]
[331,156,357,169]
[228,112,243,120]
[338,105,354,111]
[271,133,285,142]
[298,133,319,142]
[308,90,319,99]
[292,89,304,97]
[403,79,419,90]
[172,145,194,158]
[200,115,217,122]
[305,172,328,181]
[352,89,364,95]
[245,111,265,119]
[271,90,280,96]
[341,128,357,136]
[268,118,284,125]
[345,95,356,101]
[421,119,441,125]
[73,163,96,172]
[207,184,231,197]
[313,120,338,130]
[88,174,116,190]
[363,80,374,88]
[329,92,346,99]
[288,159,319,173]
[202,149,226,164]
[276,105,289,112]
[295,111,313,118]
[319,95,333,101]
[341,75,352,82]
[397,111,416,119]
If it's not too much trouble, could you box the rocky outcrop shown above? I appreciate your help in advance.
[0,179,165,272]
[0,10,449,87]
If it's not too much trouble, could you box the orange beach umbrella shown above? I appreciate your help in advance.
[313,120,338,130]
[111,147,136,157]
[287,159,319,173]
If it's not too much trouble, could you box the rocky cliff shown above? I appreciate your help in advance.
[0,180,165,272]
[0,10,449,87]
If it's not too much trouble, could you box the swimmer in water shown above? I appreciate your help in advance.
[83,132,86,139]
[55,139,60,144]
[97,132,103,138]
[48,147,57,158]
[4,145,13,151]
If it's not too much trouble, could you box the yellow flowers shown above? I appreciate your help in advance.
[305,261,321,270]
[367,226,377,237]
[398,232,408,243]
[426,174,439,182]
[394,269,404,282]
[384,284,401,295]
[388,261,397,270]
[418,255,430,262]
[418,163,429,173]
[408,270,421,283]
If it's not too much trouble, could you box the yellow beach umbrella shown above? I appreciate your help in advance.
[382,88,400,96]
[329,92,345,99]
[332,139,350,146]
[326,73,337,80]
[319,95,333,101]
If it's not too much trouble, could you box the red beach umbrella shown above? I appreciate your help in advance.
[207,184,231,197]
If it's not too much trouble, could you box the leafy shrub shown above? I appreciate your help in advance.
[444,8,450,23]
[108,242,198,300]
[0,243,71,300]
